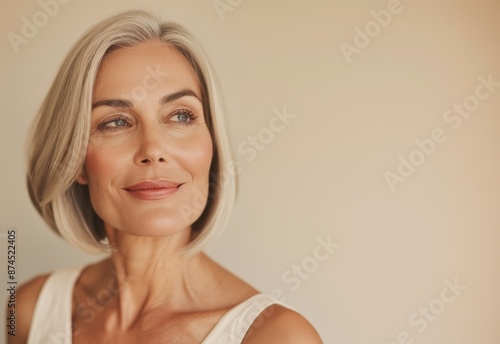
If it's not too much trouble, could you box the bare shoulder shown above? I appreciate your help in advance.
[6,273,50,344]
[243,304,323,343]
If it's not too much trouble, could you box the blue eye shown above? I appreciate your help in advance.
[175,113,190,122]
[171,110,198,125]
[110,118,128,127]
[99,116,131,131]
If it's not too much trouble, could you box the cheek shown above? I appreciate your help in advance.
[82,142,130,224]
[186,131,213,182]
[165,125,212,172]
[84,142,125,185]
[176,131,214,219]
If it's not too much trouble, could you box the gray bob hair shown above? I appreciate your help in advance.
[26,9,237,255]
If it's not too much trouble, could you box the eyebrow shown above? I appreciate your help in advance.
[91,89,201,110]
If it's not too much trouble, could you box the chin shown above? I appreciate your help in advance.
[138,221,190,237]
[106,215,192,239]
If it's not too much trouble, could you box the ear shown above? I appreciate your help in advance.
[76,168,88,185]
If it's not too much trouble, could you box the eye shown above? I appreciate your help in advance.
[171,109,198,124]
[98,116,131,131]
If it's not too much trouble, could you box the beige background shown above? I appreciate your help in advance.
[1,0,500,343]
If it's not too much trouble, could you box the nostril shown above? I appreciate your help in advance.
[139,157,166,164]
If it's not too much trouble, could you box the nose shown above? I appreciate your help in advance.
[134,124,170,165]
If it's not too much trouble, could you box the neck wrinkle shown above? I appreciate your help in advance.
[102,224,204,331]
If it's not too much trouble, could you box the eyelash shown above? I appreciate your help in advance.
[97,109,199,131]
[171,109,198,126]
[98,115,130,131]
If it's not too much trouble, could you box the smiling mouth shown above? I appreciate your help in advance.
[124,180,183,200]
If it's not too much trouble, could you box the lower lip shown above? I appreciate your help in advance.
[126,187,180,200]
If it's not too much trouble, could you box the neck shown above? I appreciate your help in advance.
[98,225,215,331]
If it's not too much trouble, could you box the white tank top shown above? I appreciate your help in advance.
[27,266,288,344]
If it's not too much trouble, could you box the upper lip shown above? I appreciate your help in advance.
[124,180,182,191]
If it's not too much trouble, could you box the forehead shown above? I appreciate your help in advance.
[93,40,200,101]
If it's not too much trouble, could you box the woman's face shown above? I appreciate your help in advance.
[79,40,213,238]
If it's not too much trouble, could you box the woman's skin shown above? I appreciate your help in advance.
[9,40,323,343]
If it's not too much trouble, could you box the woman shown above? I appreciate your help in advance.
[10,10,323,344]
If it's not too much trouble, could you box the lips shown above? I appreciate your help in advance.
[124,180,183,200]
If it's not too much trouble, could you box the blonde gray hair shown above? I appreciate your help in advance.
[26,9,237,255]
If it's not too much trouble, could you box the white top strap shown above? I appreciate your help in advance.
[201,293,288,344]
[27,266,83,344]
[27,266,289,344]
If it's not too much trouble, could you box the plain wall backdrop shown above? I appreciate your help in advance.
[1,0,500,343]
